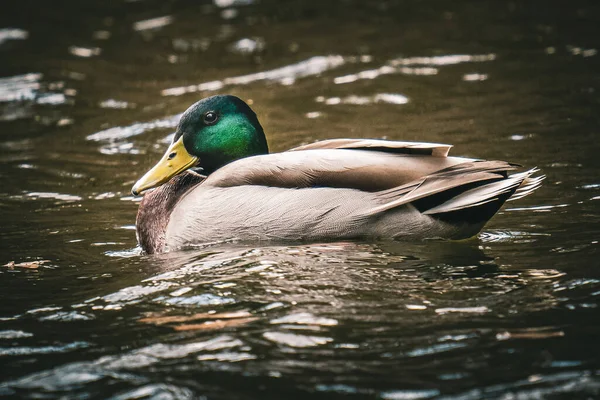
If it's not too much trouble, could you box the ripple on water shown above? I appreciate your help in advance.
[315,384,362,395]
[155,293,235,307]
[214,0,255,7]
[229,37,265,55]
[109,384,196,400]
[435,370,599,400]
[99,99,134,109]
[0,336,242,394]
[333,53,495,85]
[0,73,41,102]
[0,28,28,45]
[578,183,600,190]
[381,389,440,399]
[18,192,82,202]
[263,332,333,348]
[480,230,551,243]
[86,114,181,142]
[406,342,468,357]
[104,247,141,258]
[509,133,535,141]
[38,311,95,321]
[132,16,173,32]
[86,114,181,155]
[463,73,488,82]
[0,341,89,356]
[566,45,597,57]
[68,46,101,58]
[270,312,338,326]
[161,55,354,96]
[0,330,33,339]
[114,336,243,364]
[505,203,569,212]
[434,306,490,315]
[100,281,177,304]
[144,256,245,282]
[196,352,257,362]
[334,65,437,84]
[316,93,409,105]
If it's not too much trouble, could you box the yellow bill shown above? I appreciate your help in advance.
[132,137,198,195]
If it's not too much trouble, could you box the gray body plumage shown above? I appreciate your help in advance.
[166,185,469,250]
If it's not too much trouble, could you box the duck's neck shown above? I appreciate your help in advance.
[136,171,204,254]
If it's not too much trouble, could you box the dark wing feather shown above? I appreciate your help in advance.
[364,161,521,216]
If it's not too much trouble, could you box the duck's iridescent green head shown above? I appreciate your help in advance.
[132,95,268,195]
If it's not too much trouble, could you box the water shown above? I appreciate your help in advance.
[1,0,599,398]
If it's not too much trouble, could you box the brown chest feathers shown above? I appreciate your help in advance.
[135,171,204,254]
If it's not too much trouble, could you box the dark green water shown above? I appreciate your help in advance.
[1,1,599,398]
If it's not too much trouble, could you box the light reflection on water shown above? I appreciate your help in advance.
[0,0,599,398]
[161,55,353,96]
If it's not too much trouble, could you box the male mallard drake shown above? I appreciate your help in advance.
[132,95,543,254]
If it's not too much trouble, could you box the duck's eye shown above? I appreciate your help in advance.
[203,111,218,125]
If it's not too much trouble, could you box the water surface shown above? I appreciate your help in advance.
[1,0,599,398]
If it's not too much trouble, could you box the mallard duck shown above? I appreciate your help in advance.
[132,95,543,254]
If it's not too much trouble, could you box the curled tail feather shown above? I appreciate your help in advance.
[507,168,545,202]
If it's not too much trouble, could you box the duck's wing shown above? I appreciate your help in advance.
[288,138,452,157]
[366,160,522,215]
[203,148,470,192]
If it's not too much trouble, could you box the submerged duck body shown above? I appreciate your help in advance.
[132,95,543,254]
